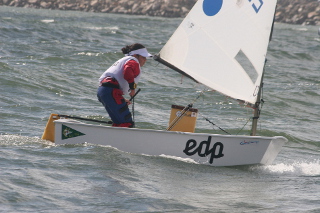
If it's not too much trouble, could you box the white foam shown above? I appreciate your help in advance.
[254,160,320,176]
[77,52,102,56]
[82,26,119,31]
[159,154,198,164]
[41,19,55,23]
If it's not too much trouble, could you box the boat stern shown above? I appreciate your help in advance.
[41,113,61,142]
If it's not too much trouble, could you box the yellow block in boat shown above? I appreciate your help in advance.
[168,105,198,133]
[41,113,60,142]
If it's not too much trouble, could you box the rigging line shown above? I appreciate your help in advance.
[132,97,135,128]
[180,74,184,84]
[166,104,191,131]
[130,88,141,128]
[167,89,207,131]
[236,89,265,135]
[258,85,265,131]
[192,88,207,104]
[236,117,251,135]
[199,113,231,135]
[131,88,141,128]
[190,89,231,134]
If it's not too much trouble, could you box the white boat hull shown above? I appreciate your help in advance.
[53,119,287,166]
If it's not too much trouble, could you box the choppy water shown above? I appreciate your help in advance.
[1,6,320,213]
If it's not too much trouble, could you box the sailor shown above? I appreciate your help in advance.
[97,43,152,128]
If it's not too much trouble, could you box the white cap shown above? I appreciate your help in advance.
[126,48,153,58]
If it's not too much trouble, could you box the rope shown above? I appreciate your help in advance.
[166,104,192,131]
[235,86,265,135]
[235,118,251,135]
[191,89,232,134]
[200,114,231,135]
[166,89,207,131]
[132,96,135,128]
[130,88,141,128]
[183,87,263,136]
[258,85,265,131]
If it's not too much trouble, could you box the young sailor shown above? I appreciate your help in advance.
[97,43,152,128]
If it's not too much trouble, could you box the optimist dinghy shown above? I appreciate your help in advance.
[42,0,287,166]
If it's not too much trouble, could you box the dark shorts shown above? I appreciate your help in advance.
[97,86,133,127]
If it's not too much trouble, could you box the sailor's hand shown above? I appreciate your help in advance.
[129,89,135,98]
[125,99,132,105]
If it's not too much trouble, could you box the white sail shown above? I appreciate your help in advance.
[156,0,277,104]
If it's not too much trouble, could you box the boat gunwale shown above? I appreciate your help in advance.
[54,119,288,142]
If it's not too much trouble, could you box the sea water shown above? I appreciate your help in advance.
[0,6,320,212]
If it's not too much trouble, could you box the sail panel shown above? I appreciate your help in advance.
[157,0,277,104]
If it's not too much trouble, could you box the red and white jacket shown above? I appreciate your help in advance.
[99,56,141,95]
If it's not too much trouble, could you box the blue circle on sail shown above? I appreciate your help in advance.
[203,0,223,16]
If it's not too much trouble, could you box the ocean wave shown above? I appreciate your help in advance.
[253,160,320,177]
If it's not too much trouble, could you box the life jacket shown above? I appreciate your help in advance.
[99,56,141,95]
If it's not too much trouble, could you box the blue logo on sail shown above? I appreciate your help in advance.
[203,0,223,16]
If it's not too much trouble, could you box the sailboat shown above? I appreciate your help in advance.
[42,0,287,166]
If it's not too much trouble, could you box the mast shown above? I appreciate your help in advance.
[250,61,266,136]
[250,85,262,136]
[251,4,277,136]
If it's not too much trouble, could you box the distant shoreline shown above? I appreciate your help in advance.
[0,0,319,25]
